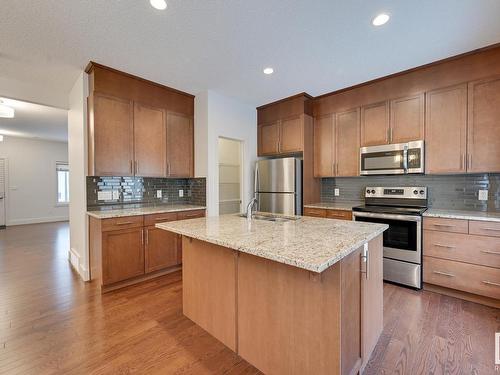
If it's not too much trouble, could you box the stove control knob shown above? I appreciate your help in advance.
[419,190,425,195]
[366,189,371,194]
[371,189,376,194]
[413,190,419,195]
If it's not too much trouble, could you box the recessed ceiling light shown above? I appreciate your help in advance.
[263,67,274,75]
[372,13,390,26]
[0,100,14,118]
[150,0,167,10]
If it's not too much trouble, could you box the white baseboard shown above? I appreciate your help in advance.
[69,247,90,282]
[8,216,69,226]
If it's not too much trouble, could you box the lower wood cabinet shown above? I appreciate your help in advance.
[303,207,352,221]
[89,209,205,292]
[423,217,500,305]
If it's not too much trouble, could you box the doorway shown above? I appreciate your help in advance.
[218,137,242,214]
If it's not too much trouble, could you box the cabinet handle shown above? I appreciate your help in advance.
[468,154,472,169]
[135,160,139,174]
[332,163,335,176]
[155,217,171,221]
[432,224,454,228]
[389,128,393,143]
[116,221,133,226]
[461,154,465,170]
[481,250,500,255]
[433,243,456,249]
[482,280,500,287]
[433,270,455,277]
[167,162,170,176]
[130,160,133,174]
[141,229,144,245]
[386,128,390,143]
[145,228,149,245]
[361,245,369,279]
[482,227,500,232]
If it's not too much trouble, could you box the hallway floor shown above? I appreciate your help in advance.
[0,222,497,374]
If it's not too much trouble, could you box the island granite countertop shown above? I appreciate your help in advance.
[423,208,500,223]
[87,204,206,219]
[156,214,387,273]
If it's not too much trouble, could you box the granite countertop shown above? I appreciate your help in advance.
[423,208,500,223]
[156,214,387,273]
[87,204,206,219]
[304,202,361,211]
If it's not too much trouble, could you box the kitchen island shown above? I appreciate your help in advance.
[157,214,387,375]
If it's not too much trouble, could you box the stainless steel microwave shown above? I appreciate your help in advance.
[360,140,424,175]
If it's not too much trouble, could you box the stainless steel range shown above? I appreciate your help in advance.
[352,187,427,289]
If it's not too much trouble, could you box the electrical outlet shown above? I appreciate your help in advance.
[112,190,120,200]
[478,189,488,201]
[156,190,162,198]
[334,188,340,197]
[179,189,184,198]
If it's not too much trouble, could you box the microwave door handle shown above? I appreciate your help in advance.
[403,146,408,173]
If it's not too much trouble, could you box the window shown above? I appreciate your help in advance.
[56,162,69,204]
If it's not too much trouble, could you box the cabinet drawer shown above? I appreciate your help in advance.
[325,209,352,221]
[177,209,206,220]
[423,256,500,299]
[423,217,468,234]
[101,215,144,232]
[424,230,500,268]
[144,212,178,226]
[303,207,327,218]
[469,220,500,238]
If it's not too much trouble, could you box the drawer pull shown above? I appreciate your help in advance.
[433,243,455,249]
[482,280,500,287]
[155,217,171,221]
[433,271,455,277]
[432,224,454,228]
[481,250,500,255]
[482,227,500,232]
[116,221,133,225]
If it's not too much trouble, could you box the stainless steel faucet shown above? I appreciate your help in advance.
[246,197,258,220]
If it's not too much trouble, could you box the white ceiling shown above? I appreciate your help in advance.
[1,0,500,110]
[0,98,68,142]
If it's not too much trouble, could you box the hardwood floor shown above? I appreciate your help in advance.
[0,222,498,374]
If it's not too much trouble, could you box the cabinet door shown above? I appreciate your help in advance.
[133,103,167,177]
[390,94,424,143]
[166,112,194,177]
[145,227,179,273]
[102,228,144,285]
[336,108,360,177]
[313,114,335,177]
[279,115,303,153]
[258,121,280,156]
[425,85,467,174]
[91,93,134,176]
[360,101,389,146]
[468,76,500,173]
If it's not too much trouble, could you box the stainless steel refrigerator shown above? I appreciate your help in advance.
[254,157,302,216]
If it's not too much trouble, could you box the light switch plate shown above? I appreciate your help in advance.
[179,189,184,198]
[112,190,120,200]
[334,188,340,197]
[478,189,488,201]
[97,191,113,201]
[156,190,162,198]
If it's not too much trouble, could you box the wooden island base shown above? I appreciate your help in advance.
[182,235,383,375]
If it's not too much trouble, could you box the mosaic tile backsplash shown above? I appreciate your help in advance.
[87,176,206,208]
[321,174,500,212]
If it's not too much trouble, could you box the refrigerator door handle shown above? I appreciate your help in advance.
[254,161,259,199]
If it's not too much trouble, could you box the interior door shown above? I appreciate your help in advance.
[279,115,303,153]
[467,76,500,173]
[313,114,335,177]
[390,94,424,143]
[166,112,194,177]
[91,93,134,176]
[133,103,167,177]
[361,101,389,146]
[425,84,467,174]
[335,108,360,177]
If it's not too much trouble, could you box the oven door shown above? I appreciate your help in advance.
[353,212,421,264]
[360,143,407,175]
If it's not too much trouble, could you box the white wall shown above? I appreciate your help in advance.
[0,136,69,225]
[195,90,257,216]
[68,72,89,281]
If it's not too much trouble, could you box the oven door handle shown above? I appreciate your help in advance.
[353,211,422,222]
[403,145,409,173]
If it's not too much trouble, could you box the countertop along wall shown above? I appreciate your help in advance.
[0,136,69,225]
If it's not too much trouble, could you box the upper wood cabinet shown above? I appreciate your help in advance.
[425,84,467,174]
[166,112,194,177]
[257,94,312,157]
[467,76,500,173]
[90,93,134,176]
[360,94,424,147]
[360,101,389,147]
[390,94,424,143]
[86,62,194,177]
[313,109,360,177]
[133,103,167,177]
